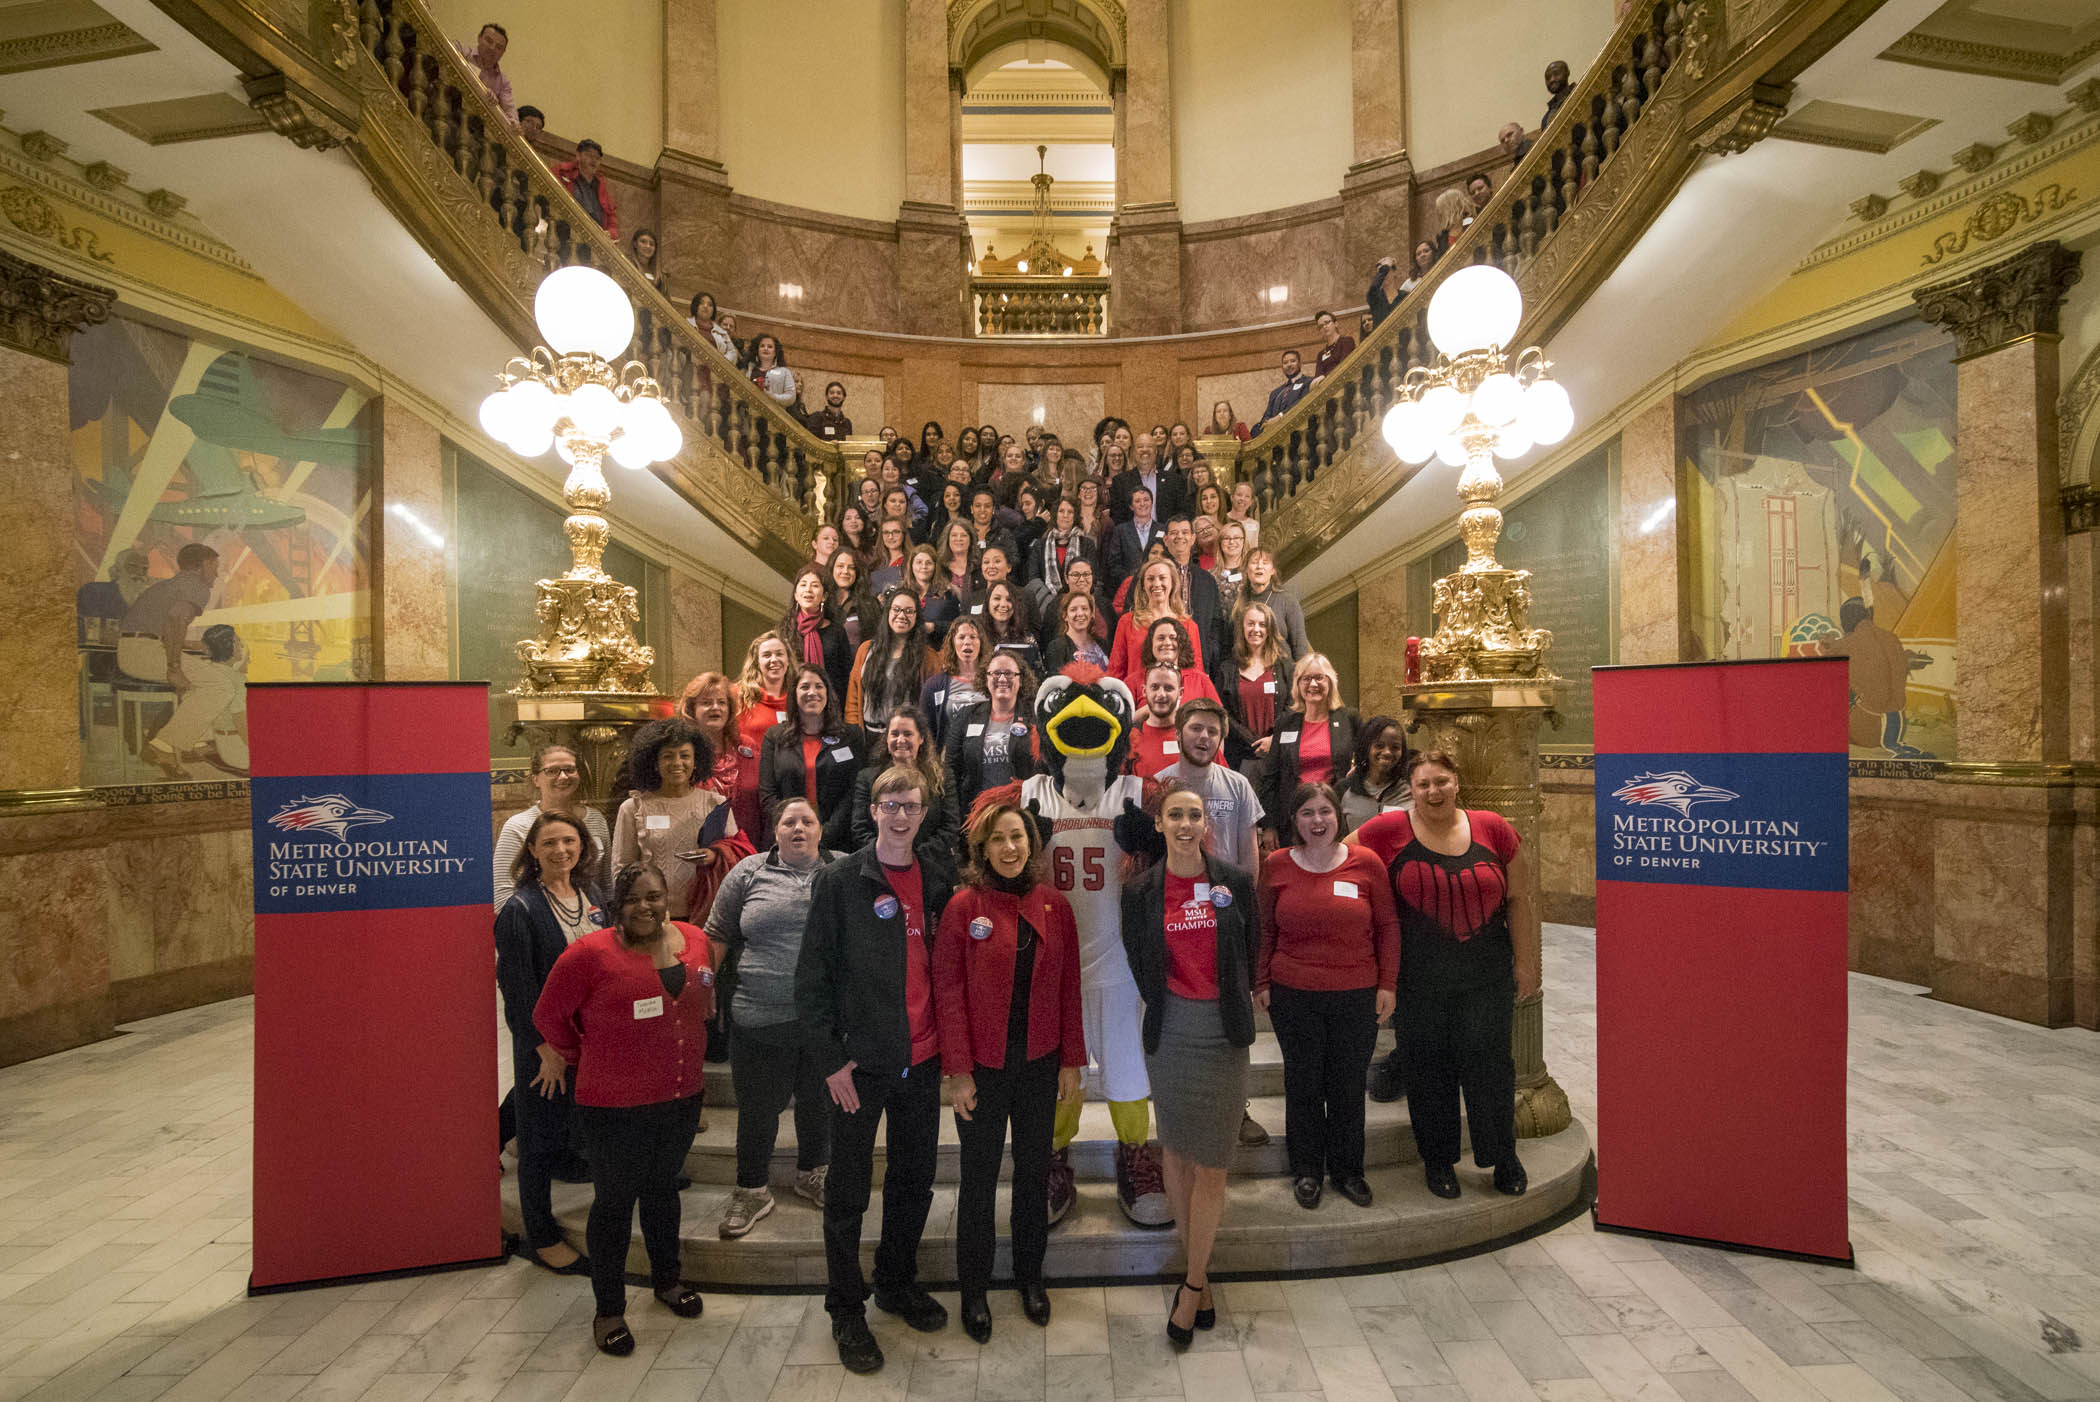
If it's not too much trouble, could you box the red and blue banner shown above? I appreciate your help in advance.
[1592,658,1851,1263]
[248,683,502,1290]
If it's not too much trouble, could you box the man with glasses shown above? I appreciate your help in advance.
[798,766,957,1373]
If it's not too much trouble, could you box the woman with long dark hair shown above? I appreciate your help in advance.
[1042,589,1110,673]
[942,651,1037,816]
[828,548,878,651]
[781,564,854,701]
[845,587,934,744]
[749,333,795,406]
[920,614,990,750]
[982,580,1040,676]
[758,664,863,829]
[1339,715,1411,835]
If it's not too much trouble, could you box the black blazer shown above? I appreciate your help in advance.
[1120,854,1259,1053]
[824,763,960,888]
[1257,706,1362,834]
[1179,564,1224,667]
[796,843,958,1075]
[942,700,1039,816]
[783,615,856,701]
[1211,652,1296,770]
[494,881,607,1048]
[1105,518,1165,592]
[759,721,865,828]
[1110,467,1188,525]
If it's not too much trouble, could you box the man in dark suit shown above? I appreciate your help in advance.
[1104,486,1165,596]
[1109,440,1186,526]
[1251,349,1313,435]
[1161,514,1223,668]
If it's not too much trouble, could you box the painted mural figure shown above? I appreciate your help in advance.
[116,544,249,778]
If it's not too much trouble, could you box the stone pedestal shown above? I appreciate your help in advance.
[511,694,676,813]
[1400,680,1573,1138]
[371,398,446,681]
[895,201,972,337]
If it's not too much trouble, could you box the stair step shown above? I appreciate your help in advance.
[700,1028,1395,1107]
[505,1122,1591,1287]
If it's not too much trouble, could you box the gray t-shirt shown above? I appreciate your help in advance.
[1158,759,1265,874]
[704,849,837,1028]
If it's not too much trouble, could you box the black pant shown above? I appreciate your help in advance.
[1401,976,1516,1170]
[576,1095,704,1316]
[511,1040,577,1251]
[954,1051,1059,1296]
[824,1057,941,1318]
[1268,984,1379,1181]
[729,1018,831,1189]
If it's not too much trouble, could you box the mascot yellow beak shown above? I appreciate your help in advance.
[1045,692,1122,757]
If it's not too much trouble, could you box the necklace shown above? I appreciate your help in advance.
[548,884,586,925]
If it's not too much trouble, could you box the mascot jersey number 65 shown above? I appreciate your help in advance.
[976,665,1171,1228]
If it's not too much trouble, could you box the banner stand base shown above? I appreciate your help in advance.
[1592,1206,1854,1268]
[248,1251,509,1297]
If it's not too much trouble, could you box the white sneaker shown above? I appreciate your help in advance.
[719,1186,774,1239]
[794,1166,829,1208]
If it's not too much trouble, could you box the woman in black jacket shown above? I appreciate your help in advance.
[781,564,855,701]
[759,665,864,829]
[494,810,606,1276]
[943,652,1038,816]
[827,709,958,883]
[1119,782,1259,1351]
[1256,652,1360,837]
[1211,600,1294,776]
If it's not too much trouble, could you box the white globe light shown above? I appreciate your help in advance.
[1471,372,1523,428]
[477,387,515,442]
[506,419,553,458]
[629,394,682,460]
[609,426,655,470]
[507,377,557,437]
[1426,263,1523,357]
[1419,382,1466,440]
[1436,435,1470,467]
[533,264,636,361]
[1381,399,1419,455]
[563,381,621,438]
[1397,421,1439,465]
[1494,419,1534,460]
[1523,377,1574,446]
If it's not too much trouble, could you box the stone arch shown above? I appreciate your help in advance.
[949,0,1126,90]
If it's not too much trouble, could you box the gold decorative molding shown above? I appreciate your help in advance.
[0,19,155,77]
[1850,193,1888,222]
[1919,182,2078,266]
[1881,30,2100,85]
[0,245,116,363]
[2062,483,2097,535]
[81,161,126,191]
[2071,79,2100,116]
[1692,80,1793,155]
[243,70,352,150]
[1952,142,1996,173]
[144,188,187,220]
[0,185,116,265]
[1913,238,2082,360]
[0,138,239,274]
[19,130,66,163]
[1897,169,1941,199]
[2008,112,2056,146]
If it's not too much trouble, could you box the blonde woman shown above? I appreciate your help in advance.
[1108,558,1200,695]
[1434,187,1472,254]
[1255,652,1360,837]
[1213,519,1251,601]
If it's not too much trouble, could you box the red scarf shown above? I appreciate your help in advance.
[796,609,825,666]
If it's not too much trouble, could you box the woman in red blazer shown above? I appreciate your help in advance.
[933,801,1086,1344]
[533,865,712,1356]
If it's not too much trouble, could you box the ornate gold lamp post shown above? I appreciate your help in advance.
[478,265,683,802]
[1381,265,1577,1137]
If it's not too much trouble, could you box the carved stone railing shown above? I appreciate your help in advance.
[971,277,1111,336]
[1240,0,1860,574]
[342,0,835,569]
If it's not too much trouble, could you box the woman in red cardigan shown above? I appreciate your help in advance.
[533,865,712,1356]
[933,802,1086,1344]
[1256,781,1399,1211]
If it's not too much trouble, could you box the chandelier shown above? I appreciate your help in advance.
[1381,265,1575,680]
[475,265,683,694]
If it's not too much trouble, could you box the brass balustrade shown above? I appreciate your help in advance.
[972,277,1112,337]
[350,0,838,565]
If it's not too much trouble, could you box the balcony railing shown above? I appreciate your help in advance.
[972,277,1111,337]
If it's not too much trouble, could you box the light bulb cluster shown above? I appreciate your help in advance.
[1381,264,1573,468]
[476,265,683,470]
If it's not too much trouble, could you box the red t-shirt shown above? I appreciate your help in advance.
[886,859,939,1064]
[800,734,822,805]
[1255,845,1401,992]
[1237,669,1277,739]
[1163,871,1220,1000]
[1296,719,1333,785]
[1128,719,1180,777]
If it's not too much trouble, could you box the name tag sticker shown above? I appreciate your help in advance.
[971,604,984,614]
[969,916,994,940]
[633,996,664,1020]
[1163,741,1179,754]
[644,815,671,831]
[1193,882,1211,904]
[1334,879,1361,899]
[874,895,901,920]
[1281,730,1300,744]
[1263,679,1277,695]
[967,723,985,737]
[777,709,789,723]
[831,748,855,762]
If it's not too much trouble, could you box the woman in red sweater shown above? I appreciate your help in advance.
[1255,781,1399,1210]
[533,865,712,1355]
[933,802,1086,1343]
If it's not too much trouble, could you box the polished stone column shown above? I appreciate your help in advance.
[1913,239,2084,1025]
[895,0,970,335]
[657,0,735,299]
[1342,0,1414,286]
[1108,0,1182,335]
[1357,562,1410,712]
[1616,400,1681,665]
[370,399,448,682]
[667,567,724,686]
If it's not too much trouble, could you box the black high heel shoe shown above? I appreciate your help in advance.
[1194,1282,1216,1331]
[1166,1281,1199,1351]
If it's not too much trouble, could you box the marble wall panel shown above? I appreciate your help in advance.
[1110,221,1185,337]
[892,219,970,337]
[1849,781,1937,985]
[1357,565,1409,713]
[1616,400,1679,665]
[1180,210,1349,333]
[1931,781,2075,1025]
[1539,776,1596,926]
[729,204,901,331]
[2071,530,2097,764]
[666,568,724,688]
[0,846,110,1026]
[376,400,448,681]
[103,826,251,984]
[2072,782,2097,1029]
[795,368,886,435]
[0,347,83,791]
[973,384,1107,448]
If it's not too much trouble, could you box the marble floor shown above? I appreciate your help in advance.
[3,926,2099,1402]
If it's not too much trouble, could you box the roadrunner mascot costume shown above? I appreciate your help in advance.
[974,664,1169,1227]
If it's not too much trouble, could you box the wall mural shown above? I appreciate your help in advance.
[69,313,373,788]
[1680,319,1956,760]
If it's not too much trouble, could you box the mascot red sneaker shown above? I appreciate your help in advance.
[974,664,1171,1228]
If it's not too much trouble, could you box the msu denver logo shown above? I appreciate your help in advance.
[1609,771,1739,817]
[267,794,394,841]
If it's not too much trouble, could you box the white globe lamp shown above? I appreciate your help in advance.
[1426,263,1523,357]
[1471,372,1524,428]
[477,386,515,442]
[1435,435,1470,468]
[1419,382,1467,440]
[533,264,636,362]
[1522,378,1574,446]
[563,380,621,439]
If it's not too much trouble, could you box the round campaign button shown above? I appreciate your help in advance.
[1011,722,1029,738]
[698,968,715,986]
[874,895,901,920]
[1210,886,1233,909]
[739,745,755,758]
[969,916,994,941]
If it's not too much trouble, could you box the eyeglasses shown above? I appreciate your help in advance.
[876,800,925,816]
[538,765,579,776]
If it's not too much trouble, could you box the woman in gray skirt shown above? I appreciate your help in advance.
[1120,781,1259,1351]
